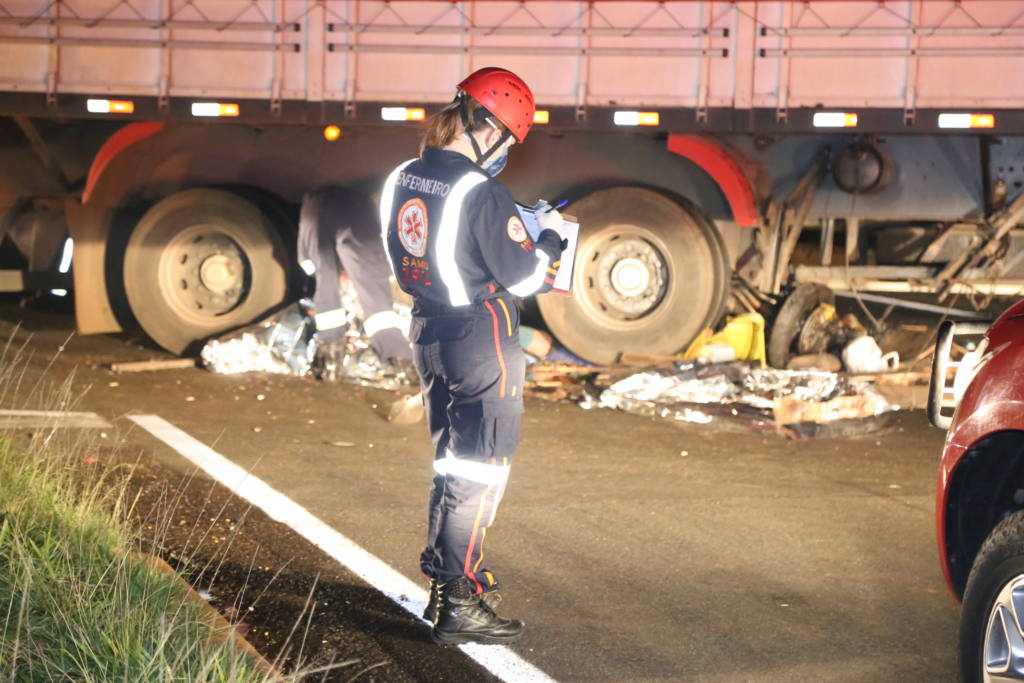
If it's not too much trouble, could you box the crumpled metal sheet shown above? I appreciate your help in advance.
[323,334,413,391]
[320,299,415,390]
[200,293,416,389]
[599,362,895,432]
[200,302,317,376]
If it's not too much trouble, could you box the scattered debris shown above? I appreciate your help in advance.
[774,393,889,425]
[849,370,929,385]
[526,362,601,403]
[387,392,425,424]
[786,353,842,373]
[596,362,899,439]
[201,302,317,377]
[684,312,767,364]
[110,358,197,373]
[191,286,930,441]
[842,335,899,373]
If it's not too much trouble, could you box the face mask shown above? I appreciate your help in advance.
[482,147,508,176]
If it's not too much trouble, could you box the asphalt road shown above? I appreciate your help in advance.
[1,304,959,682]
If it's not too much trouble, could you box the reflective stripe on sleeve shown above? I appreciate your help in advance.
[363,310,409,338]
[437,172,487,307]
[299,259,316,276]
[433,450,511,486]
[379,159,417,277]
[315,308,350,331]
[507,250,553,297]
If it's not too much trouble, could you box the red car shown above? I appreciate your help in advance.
[930,299,1024,682]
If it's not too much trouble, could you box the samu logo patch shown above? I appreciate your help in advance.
[398,198,428,257]
[507,216,528,243]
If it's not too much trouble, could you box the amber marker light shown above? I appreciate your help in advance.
[613,111,660,126]
[87,98,135,114]
[381,107,426,122]
[533,110,550,125]
[323,125,342,141]
[813,112,858,128]
[938,113,995,129]
[192,102,240,117]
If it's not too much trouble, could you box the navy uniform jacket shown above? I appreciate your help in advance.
[380,147,562,312]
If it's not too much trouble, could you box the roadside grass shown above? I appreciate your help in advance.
[0,430,283,681]
[0,332,350,681]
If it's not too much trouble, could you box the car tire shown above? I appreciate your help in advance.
[959,508,1024,683]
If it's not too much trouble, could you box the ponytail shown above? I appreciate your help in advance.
[419,95,508,158]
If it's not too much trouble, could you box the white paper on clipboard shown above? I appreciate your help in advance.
[515,204,579,294]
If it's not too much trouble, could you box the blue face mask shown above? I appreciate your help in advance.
[482,147,508,176]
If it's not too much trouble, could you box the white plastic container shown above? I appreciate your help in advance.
[842,336,899,374]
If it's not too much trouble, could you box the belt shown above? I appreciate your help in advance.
[412,296,513,318]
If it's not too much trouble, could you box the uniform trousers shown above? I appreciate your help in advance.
[410,297,525,593]
[298,186,410,361]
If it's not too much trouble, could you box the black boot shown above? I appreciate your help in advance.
[423,578,439,623]
[432,577,524,645]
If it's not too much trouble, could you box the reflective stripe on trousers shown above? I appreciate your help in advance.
[413,310,525,593]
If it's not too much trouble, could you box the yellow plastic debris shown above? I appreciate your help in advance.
[684,312,767,365]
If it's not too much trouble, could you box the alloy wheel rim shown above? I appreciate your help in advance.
[983,574,1024,682]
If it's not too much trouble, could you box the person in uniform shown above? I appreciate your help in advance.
[380,67,567,645]
[297,186,412,368]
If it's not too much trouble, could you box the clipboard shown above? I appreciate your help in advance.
[515,204,579,294]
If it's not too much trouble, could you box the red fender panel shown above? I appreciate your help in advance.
[83,122,165,204]
[666,133,760,228]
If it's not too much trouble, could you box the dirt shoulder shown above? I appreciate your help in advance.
[112,446,496,682]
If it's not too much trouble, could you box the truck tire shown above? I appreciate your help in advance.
[123,189,290,355]
[959,508,1024,683]
[536,187,729,364]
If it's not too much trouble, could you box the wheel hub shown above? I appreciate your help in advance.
[983,574,1024,681]
[610,258,651,297]
[162,229,249,318]
[796,302,837,355]
[199,254,239,295]
[588,236,667,320]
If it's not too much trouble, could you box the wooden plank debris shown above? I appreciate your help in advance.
[110,359,197,373]
[846,370,929,385]
[774,394,888,426]
[616,352,682,367]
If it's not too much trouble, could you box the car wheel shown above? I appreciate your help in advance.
[960,508,1024,682]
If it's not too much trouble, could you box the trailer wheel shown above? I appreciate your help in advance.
[123,189,290,355]
[766,283,835,369]
[537,187,728,364]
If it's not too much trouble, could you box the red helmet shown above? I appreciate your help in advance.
[458,67,535,143]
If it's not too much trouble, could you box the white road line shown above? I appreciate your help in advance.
[0,409,111,429]
[128,414,555,683]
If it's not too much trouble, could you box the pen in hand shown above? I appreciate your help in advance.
[543,199,569,213]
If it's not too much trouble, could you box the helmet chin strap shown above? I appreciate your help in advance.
[457,93,512,166]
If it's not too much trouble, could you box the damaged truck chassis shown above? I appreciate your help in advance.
[1,0,1023,362]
